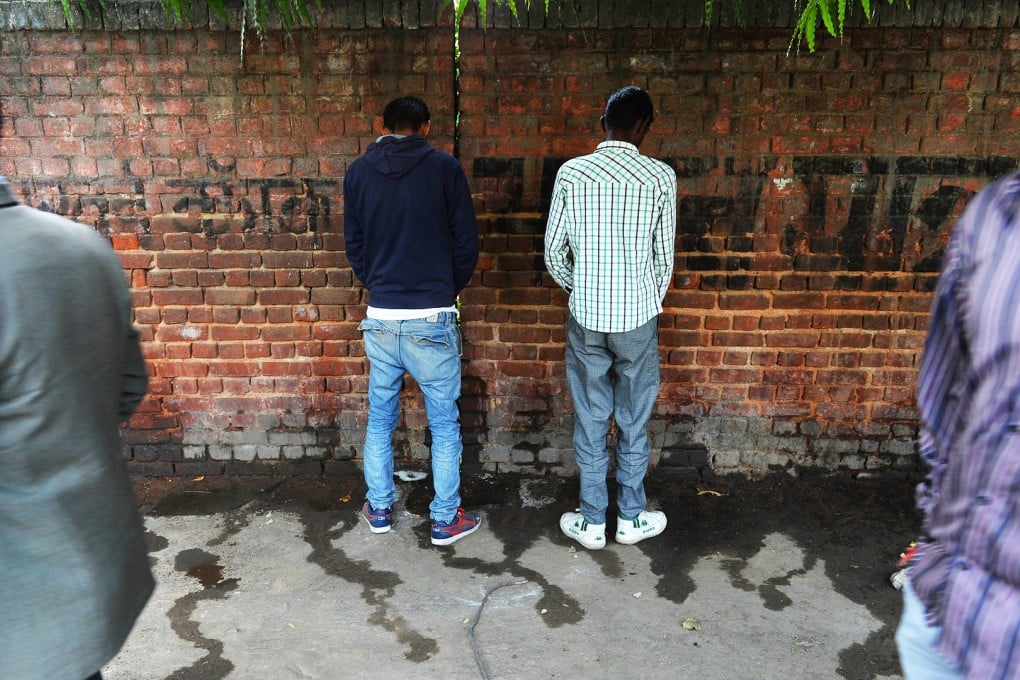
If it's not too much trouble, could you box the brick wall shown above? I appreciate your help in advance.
[2,0,1018,479]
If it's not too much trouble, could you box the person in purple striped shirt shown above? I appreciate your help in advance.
[897,170,1020,679]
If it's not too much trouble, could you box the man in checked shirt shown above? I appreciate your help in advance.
[544,86,677,550]
[896,171,1020,678]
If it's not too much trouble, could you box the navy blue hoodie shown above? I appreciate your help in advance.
[343,135,479,309]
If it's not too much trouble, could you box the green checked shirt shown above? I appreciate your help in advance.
[545,140,678,333]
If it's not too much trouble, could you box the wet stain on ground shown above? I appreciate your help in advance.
[145,528,169,567]
[426,471,916,677]
[403,474,587,628]
[175,548,237,589]
[133,471,919,680]
[163,547,239,680]
[639,475,918,680]
[145,528,169,553]
[141,476,441,663]
[300,508,440,662]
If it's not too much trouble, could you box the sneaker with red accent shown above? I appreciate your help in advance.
[431,508,481,546]
[362,501,392,534]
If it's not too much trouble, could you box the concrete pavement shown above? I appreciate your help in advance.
[102,472,918,679]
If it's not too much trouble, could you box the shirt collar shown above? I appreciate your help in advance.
[596,140,640,154]
[0,179,18,208]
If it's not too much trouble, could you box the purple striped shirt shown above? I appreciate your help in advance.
[911,170,1020,679]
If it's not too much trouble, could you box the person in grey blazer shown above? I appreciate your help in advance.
[0,177,153,680]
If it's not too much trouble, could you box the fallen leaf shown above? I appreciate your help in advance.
[193,476,205,481]
[541,609,548,614]
[682,617,701,631]
[633,592,642,598]
[340,494,351,503]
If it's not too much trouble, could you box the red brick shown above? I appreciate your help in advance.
[718,293,770,310]
[259,289,310,305]
[207,362,260,377]
[763,368,814,385]
[262,325,311,342]
[713,332,764,347]
[152,289,203,306]
[709,367,760,383]
[766,331,819,348]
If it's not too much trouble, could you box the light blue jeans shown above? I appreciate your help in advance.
[359,313,463,523]
[895,577,963,679]
[565,314,660,525]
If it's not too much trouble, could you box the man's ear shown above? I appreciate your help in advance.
[600,115,607,134]
[421,121,432,137]
[633,117,652,147]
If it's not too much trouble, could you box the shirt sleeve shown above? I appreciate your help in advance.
[544,173,573,292]
[915,227,969,517]
[652,174,678,302]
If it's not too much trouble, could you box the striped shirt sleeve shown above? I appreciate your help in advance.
[915,229,968,516]
[652,175,678,302]
[544,172,574,292]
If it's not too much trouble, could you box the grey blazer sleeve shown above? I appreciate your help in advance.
[114,262,148,420]
[119,321,148,420]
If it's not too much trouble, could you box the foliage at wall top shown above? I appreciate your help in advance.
[56,0,905,55]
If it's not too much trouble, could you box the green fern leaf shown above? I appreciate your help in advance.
[206,0,228,22]
[818,0,835,37]
[805,3,818,52]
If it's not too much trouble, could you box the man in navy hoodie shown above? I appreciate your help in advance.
[344,96,481,546]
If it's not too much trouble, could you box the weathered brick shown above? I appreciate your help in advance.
[15,11,1013,478]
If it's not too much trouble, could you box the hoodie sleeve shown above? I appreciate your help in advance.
[446,162,479,294]
[343,169,366,285]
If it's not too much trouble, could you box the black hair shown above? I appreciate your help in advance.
[603,86,654,132]
[383,96,431,133]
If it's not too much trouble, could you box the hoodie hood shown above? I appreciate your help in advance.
[364,135,435,179]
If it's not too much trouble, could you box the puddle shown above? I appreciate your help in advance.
[174,548,238,589]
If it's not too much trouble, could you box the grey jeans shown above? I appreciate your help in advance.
[565,313,660,524]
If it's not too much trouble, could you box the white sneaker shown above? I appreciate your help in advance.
[616,510,667,545]
[559,511,606,550]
